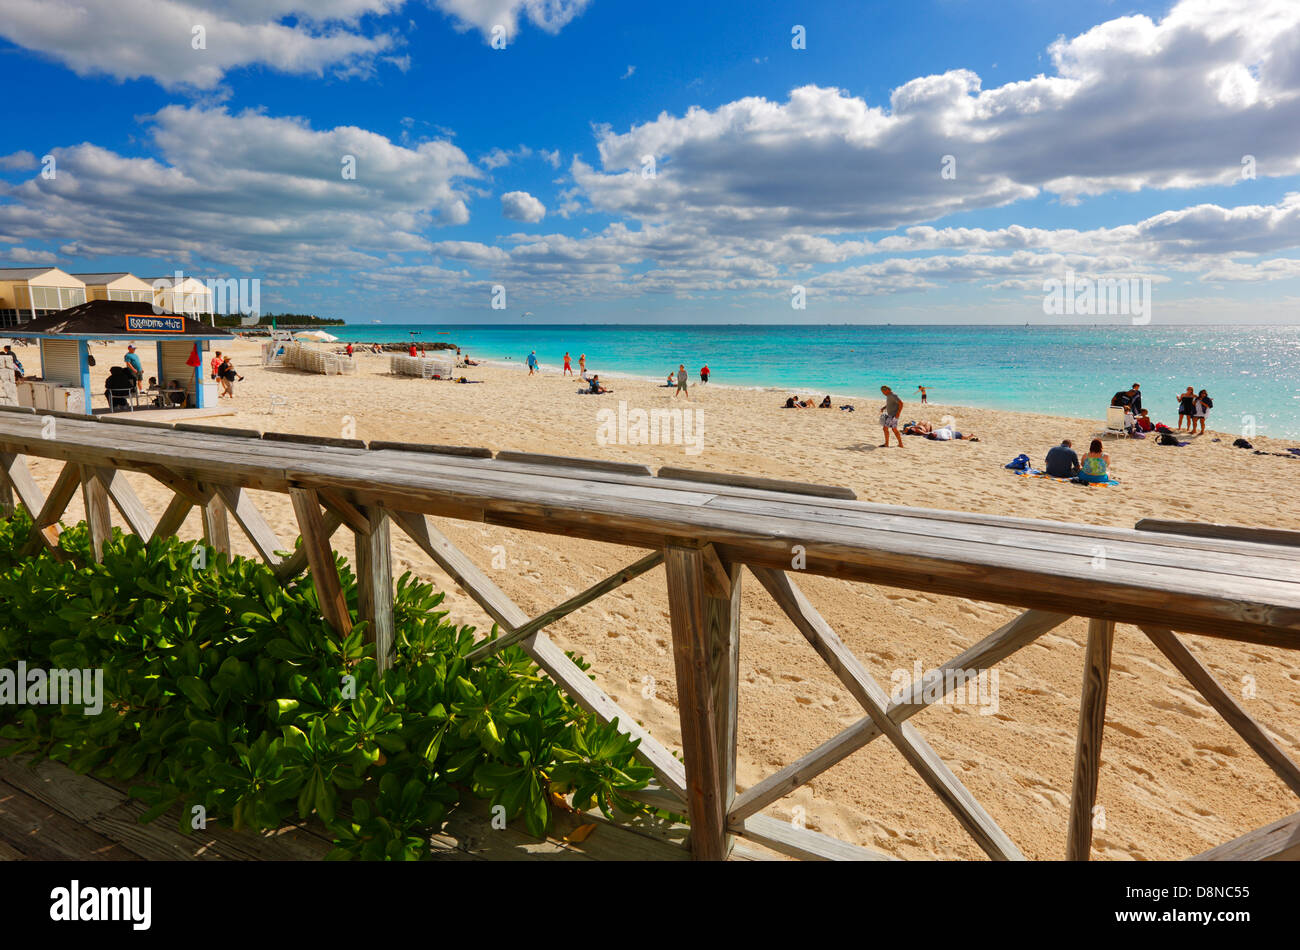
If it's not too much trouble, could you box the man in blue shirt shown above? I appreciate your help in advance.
[526,351,538,375]
[1045,439,1080,478]
[123,344,144,388]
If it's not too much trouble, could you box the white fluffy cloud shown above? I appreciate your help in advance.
[0,0,404,89]
[433,0,591,41]
[0,105,480,276]
[575,0,1300,235]
[500,191,547,222]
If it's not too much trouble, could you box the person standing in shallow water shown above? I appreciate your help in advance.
[915,384,927,404]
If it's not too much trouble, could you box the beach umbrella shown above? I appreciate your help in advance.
[294,330,339,342]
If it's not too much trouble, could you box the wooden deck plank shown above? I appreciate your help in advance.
[0,779,142,861]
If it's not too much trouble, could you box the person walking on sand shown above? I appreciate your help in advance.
[915,385,928,405]
[527,351,539,376]
[563,352,573,376]
[675,364,690,400]
[879,385,905,448]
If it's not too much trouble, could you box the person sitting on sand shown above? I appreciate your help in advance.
[588,374,609,394]
[1078,439,1111,484]
[820,395,831,408]
[1044,439,1081,477]
[1133,409,1154,433]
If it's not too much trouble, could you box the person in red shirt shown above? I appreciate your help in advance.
[345,342,354,358]
[210,351,223,379]
[408,343,417,357]
[1134,409,1155,432]
[700,364,710,383]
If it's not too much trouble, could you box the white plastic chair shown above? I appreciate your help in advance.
[1104,405,1131,438]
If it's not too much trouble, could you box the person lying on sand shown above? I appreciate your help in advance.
[927,424,978,441]
[784,395,814,408]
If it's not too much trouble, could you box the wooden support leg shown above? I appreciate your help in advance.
[0,481,12,518]
[200,486,231,556]
[80,472,112,563]
[1067,618,1115,860]
[664,543,741,861]
[289,488,353,636]
[355,504,394,673]
[151,494,194,542]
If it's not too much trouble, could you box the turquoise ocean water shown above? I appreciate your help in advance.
[326,324,1300,439]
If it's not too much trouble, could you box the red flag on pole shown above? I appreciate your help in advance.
[185,343,202,368]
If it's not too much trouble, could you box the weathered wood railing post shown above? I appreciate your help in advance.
[80,470,111,562]
[664,542,741,861]
[1067,618,1115,860]
[355,504,395,673]
[200,485,231,556]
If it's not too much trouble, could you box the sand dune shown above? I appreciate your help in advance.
[22,338,1300,860]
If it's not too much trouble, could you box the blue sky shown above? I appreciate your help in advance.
[1,0,1299,324]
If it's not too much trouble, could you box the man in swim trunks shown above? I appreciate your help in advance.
[675,364,690,400]
[563,352,573,376]
[879,386,904,448]
[915,385,927,404]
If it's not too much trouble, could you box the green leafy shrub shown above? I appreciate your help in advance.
[0,515,653,859]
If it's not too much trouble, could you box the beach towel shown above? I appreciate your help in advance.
[1004,454,1031,471]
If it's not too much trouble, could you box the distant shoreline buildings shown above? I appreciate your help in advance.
[0,267,214,328]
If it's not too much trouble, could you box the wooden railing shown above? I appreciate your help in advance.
[1,406,1298,861]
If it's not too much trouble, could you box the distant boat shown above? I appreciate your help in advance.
[371,320,381,324]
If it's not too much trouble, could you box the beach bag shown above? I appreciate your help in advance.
[1158,433,1180,446]
[1232,438,1252,449]
[1005,454,1031,471]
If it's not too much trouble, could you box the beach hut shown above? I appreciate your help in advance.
[0,267,87,328]
[5,298,234,413]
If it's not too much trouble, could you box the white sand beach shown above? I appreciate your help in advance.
[18,338,1300,860]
